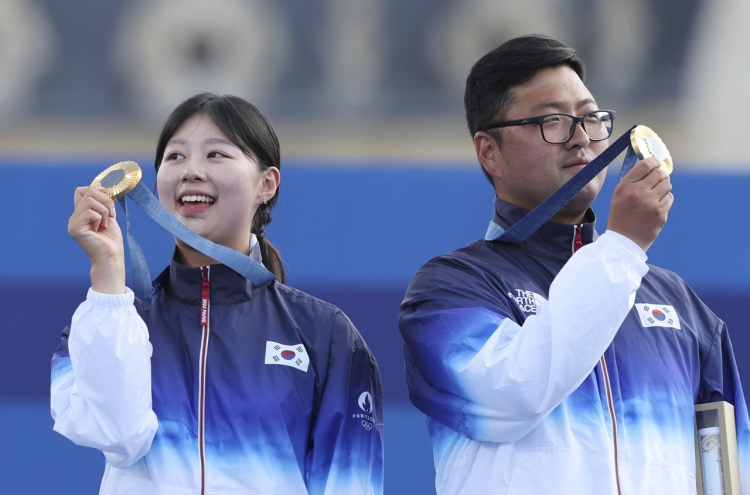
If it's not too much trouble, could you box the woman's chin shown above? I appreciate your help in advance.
[171,210,206,235]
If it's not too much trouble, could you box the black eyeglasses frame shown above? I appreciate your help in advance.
[483,110,616,144]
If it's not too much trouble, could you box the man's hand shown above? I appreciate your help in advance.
[608,157,673,253]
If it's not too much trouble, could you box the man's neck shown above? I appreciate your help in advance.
[496,195,591,225]
[549,209,588,225]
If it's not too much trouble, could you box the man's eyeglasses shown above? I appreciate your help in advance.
[484,110,615,144]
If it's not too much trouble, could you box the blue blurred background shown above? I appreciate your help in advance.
[2,0,750,493]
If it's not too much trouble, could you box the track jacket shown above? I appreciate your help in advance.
[51,260,384,495]
[399,197,750,495]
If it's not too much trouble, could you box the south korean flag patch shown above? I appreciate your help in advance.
[636,303,681,330]
[265,341,310,372]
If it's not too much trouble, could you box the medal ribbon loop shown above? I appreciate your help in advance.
[485,125,641,243]
[118,182,275,303]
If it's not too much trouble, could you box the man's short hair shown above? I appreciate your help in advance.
[464,35,586,183]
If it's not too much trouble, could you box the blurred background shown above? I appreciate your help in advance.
[2,0,750,493]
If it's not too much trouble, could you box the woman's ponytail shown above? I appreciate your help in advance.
[252,203,286,283]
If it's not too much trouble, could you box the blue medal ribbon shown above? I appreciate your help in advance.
[485,125,639,243]
[118,182,275,303]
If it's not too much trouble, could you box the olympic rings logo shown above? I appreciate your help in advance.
[361,420,373,431]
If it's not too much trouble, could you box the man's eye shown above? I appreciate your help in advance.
[543,116,563,125]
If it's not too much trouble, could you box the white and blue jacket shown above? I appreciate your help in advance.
[399,197,750,495]
[51,259,383,495]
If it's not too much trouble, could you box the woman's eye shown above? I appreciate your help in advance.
[166,152,183,161]
[208,151,226,158]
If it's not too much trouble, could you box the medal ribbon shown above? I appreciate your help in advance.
[485,125,640,243]
[118,182,275,303]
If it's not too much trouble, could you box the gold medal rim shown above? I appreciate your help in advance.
[91,161,143,200]
[629,125,673,174]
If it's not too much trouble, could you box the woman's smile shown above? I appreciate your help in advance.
[156,114,266,254]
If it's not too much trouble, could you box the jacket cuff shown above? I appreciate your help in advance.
[602,230,648,263]
[86,287,135,307]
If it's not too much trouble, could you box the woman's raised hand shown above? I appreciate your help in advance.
[68,186,126,294]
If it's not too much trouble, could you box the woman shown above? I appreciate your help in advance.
[50,93,384,495]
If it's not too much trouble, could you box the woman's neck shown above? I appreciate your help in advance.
[174,236,252,268]
[174,242,219,268]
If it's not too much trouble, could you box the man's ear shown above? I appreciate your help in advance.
[474,131,504,182]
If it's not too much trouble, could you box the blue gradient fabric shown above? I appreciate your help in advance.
[51,262,383,495]
[399,198,750,494]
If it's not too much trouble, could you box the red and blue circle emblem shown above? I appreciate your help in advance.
[651,309,666,321]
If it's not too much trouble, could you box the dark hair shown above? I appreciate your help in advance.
[464,35,586,183]
[154,92,286,283]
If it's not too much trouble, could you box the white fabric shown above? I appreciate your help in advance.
[51,288,158,468]
[249,233,262,263]
[603,229,647,262]
[435,231,650,493]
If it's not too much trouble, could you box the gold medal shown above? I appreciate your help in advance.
[91,161,143,200]
[630,125,673,174]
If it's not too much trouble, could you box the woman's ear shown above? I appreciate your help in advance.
[261,167,281,200]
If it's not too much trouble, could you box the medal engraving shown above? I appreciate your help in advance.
[645,135,667,162]
[100,169,126,188]
[630,125,673,174]
[91,161,143,200]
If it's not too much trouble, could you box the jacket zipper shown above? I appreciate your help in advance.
[600,355,622,495]
[576,225,620,492]
[573,224,583,252]
[198,267,211,495]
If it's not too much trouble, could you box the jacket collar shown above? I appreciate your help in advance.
[490,196,598,262]
[157,259,267,305]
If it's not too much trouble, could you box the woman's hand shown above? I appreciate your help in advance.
[68,186,126,294]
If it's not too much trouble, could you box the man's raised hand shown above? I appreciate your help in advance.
[608,157,674,252]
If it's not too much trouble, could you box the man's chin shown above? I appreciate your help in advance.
[554,189,598,223]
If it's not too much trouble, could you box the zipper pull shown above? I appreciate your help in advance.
[573,225,583,252]
[200,267,210,327]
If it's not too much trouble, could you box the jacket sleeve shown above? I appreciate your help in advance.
[305,311,384,495]
[50,288,158,467]
[399,231,649,443]
[698,319,750,495]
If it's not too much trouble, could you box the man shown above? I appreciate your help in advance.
[399,34,750,494]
